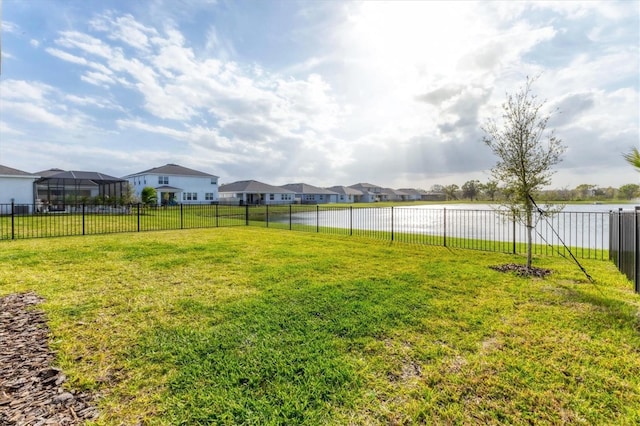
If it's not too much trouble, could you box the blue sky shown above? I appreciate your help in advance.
[1,0,638,189]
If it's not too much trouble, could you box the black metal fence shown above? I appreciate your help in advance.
[609,207,639,293]
[2,201,616,257]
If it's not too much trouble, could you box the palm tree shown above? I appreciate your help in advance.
[624,147,640,172]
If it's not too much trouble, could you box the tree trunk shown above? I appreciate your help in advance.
[526,208,533,269]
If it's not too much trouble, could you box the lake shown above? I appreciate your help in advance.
[274,203,638,253]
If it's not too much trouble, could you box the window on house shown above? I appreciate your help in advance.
[269,194,275,200]
[182,192,198,201]
[205,193,214,200]
[159,176,169,184]
[211,179,217,185]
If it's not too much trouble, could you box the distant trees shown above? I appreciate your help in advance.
[426,181,636,202]
[482,77,565,269]
[481,180,499,201]
[618,183,640,200]
[461,180,481,201]
[574,184,596,200]
[443,184,459,201]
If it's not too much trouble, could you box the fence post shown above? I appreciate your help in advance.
[391,206,394,241]
[443,208,446,247]
[245,204,249,226]
[633,206,640,294]
[137,203,141,232]
[350,206,353,236]
[317,205,319,233]
[11,201,15,240]
[289,204,292,230]
[266,205,269,228]
[608,210,613,261]
[513,211,517,254]
[82,204,86,235]
[618,208,623,270]
[216,203,219,227]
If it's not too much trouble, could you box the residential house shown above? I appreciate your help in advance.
[325,186,363,203]
[280,183,338,204]
[35,168,127,209]
[380,188,411,202]
[0,164,40,214]
[397,188,424,201]
[219,180,296,205]
[124,164,219,205]
[348,183,384,202]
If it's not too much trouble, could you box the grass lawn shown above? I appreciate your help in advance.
[1,228,638,424]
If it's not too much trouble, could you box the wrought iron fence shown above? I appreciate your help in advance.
[0,203,623,265]
[609,207,639,293]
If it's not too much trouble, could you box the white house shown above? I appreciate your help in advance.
[280,183,339,204]
[218,180,296,205]
[0,165,40,213]
[124,164,219,205]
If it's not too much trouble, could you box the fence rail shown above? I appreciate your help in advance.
[609,207,639,293]
[2,202,638,292]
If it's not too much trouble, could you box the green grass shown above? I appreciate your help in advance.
[1,228,638,424]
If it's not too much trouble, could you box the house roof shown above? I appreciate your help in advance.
[155,185,183,192]
[36,168,65,178]
[398,188,427,196]
[382,188,409,196]
[280,183,338,195]
[326,186,363,196]
[125,164,218,178]
[35,169,125,183]
[349,182,383,191]
[0,164,39,177]
[219,180,296,194]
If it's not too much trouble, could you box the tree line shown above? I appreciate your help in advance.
[428,181,640,202]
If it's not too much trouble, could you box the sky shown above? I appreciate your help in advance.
[1,0,638,190]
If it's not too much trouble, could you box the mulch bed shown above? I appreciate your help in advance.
[0,292,99,425]
[489,263,552,278]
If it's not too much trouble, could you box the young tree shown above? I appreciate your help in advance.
[482,77,566,269]
[119,182,137,205]
[141,186,158,206]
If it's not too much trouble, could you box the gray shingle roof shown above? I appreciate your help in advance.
[280,183,338,195]
[125,164,218,178]
[219,180,296,193]
[0,165,39,177]
[326,186,363,196]
[349,182,383,191]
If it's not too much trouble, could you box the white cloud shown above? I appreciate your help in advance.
[2,2,637,188]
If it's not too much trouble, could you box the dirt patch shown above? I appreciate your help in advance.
[489,263,552,278]
[0,292,99,425]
